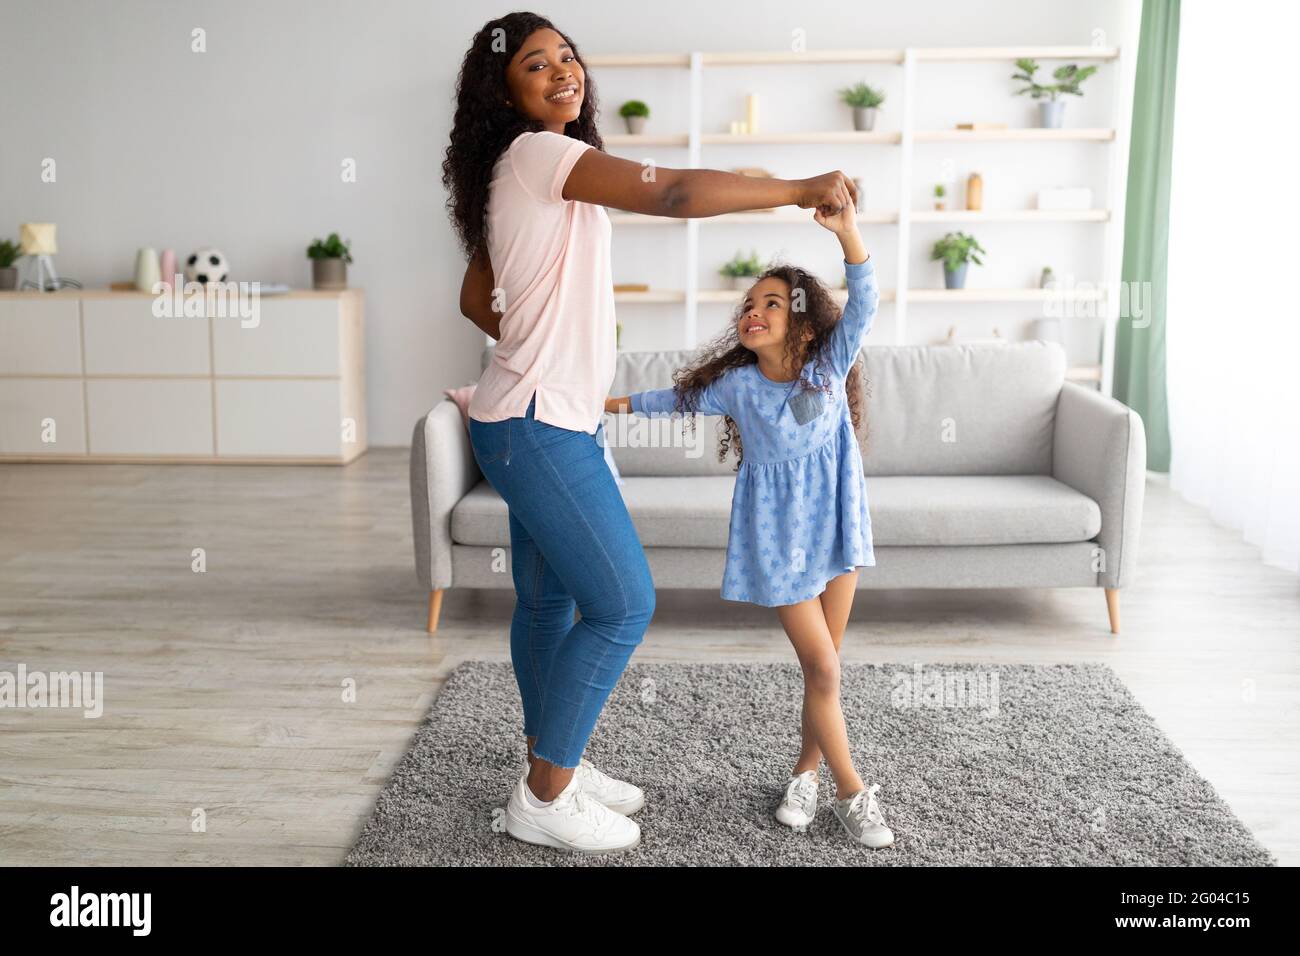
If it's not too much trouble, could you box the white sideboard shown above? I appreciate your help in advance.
[0,289,366,464]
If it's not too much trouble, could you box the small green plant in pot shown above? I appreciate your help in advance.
[931,232,986,290]
[619,99,650,134]
[720,249,765,291]
[1011,58,1098,128]
[307,232,353,290]
[0,239,22,290]
[933,183,947,211]
[838,82,885,132]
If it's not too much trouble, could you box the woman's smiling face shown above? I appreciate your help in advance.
[505,28,584,130]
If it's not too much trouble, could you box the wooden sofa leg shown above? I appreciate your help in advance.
[1104,588,1120,636]
[427,589,444,634]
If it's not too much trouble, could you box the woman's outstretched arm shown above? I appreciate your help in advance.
[564,149,856,219]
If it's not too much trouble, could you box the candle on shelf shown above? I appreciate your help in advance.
[746,94,759,134]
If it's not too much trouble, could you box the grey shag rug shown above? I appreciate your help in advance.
[345,662,1275,866]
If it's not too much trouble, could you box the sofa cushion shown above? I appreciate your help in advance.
[597,342,1066,478]
[451,474,1100,549]
[453,476,734,548]
[859,342,1065,476]
[866,475,1100,546]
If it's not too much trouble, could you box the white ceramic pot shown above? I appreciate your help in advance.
[134,248,161,292]
[1038,100,1065,128]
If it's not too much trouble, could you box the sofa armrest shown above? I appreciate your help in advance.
[410,401,481,590]
[1052,382,1147,588]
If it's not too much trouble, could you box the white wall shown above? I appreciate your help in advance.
[0,0,1132,445]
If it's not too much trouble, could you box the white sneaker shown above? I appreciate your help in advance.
[573,758,645,815]
[522,756,645,816]
[775,770,819,829]
[505,773,641,855]
[832,783,895,849]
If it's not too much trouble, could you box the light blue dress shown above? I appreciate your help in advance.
[630,258,879,607]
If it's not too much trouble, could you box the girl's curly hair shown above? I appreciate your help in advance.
[669,264,869,469]
[441,12,604,259]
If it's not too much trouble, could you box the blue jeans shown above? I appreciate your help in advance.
[468,394,655,768]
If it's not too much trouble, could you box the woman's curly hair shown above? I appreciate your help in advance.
[669,264,869,468]
[442,11,604,259]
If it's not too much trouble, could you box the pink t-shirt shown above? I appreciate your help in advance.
[468,130,615,435]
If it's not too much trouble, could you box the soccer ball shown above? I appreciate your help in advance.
[184,248,229,286]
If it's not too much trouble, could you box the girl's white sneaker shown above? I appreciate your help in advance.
[775,770,819,829]
[505,773,641,855]
[832,783,895,849]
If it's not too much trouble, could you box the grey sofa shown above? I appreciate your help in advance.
[411,341,1145,634]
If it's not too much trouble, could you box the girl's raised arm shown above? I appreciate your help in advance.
[828,259,880,378]
[813,204,879,377]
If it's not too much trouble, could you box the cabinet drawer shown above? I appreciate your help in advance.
[83,298,210,375]
[0,299,82,374]
[212,300,340,376]
[86,379,213,455]
[215,379,344,458]
[0,379,87,454]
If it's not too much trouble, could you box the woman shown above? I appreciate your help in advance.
[443,11,857,855]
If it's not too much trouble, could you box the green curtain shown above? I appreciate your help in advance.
[1112,0,1179,471]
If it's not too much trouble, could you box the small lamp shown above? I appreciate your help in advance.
[20,223,77,291]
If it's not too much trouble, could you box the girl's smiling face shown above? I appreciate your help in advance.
[505,28,585,130]
[737,276,792,351]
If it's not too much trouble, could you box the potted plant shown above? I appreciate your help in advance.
[838,82,885,132]
[930,232,986,290]
[1040,265,1055,289]
[619,100,650,135]
[307,232,352,290]
[0,239,21,290]
[1011,58,1098,128]
[719,249,765,290]
[933,183,947,211]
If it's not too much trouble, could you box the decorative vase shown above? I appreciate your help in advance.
[624,115,646,134]
[943,263,968,290]
[134,248,161,292]
[853,106,878,132]
[312,258,347,290]
[966,172,983,211]
[159,249,177,290]
[0,267,16,290]
[1038,100,1065,128]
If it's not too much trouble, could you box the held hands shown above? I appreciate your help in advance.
[605,396,630,414]
[813,195,858,235]
[796,170,857,218]
[813,192,869,264]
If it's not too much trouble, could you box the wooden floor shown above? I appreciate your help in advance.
[1,449,1296,866]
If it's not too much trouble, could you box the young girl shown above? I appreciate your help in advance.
[605,201,892,848]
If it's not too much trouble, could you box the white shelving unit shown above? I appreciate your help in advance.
[583,41,1135,388]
